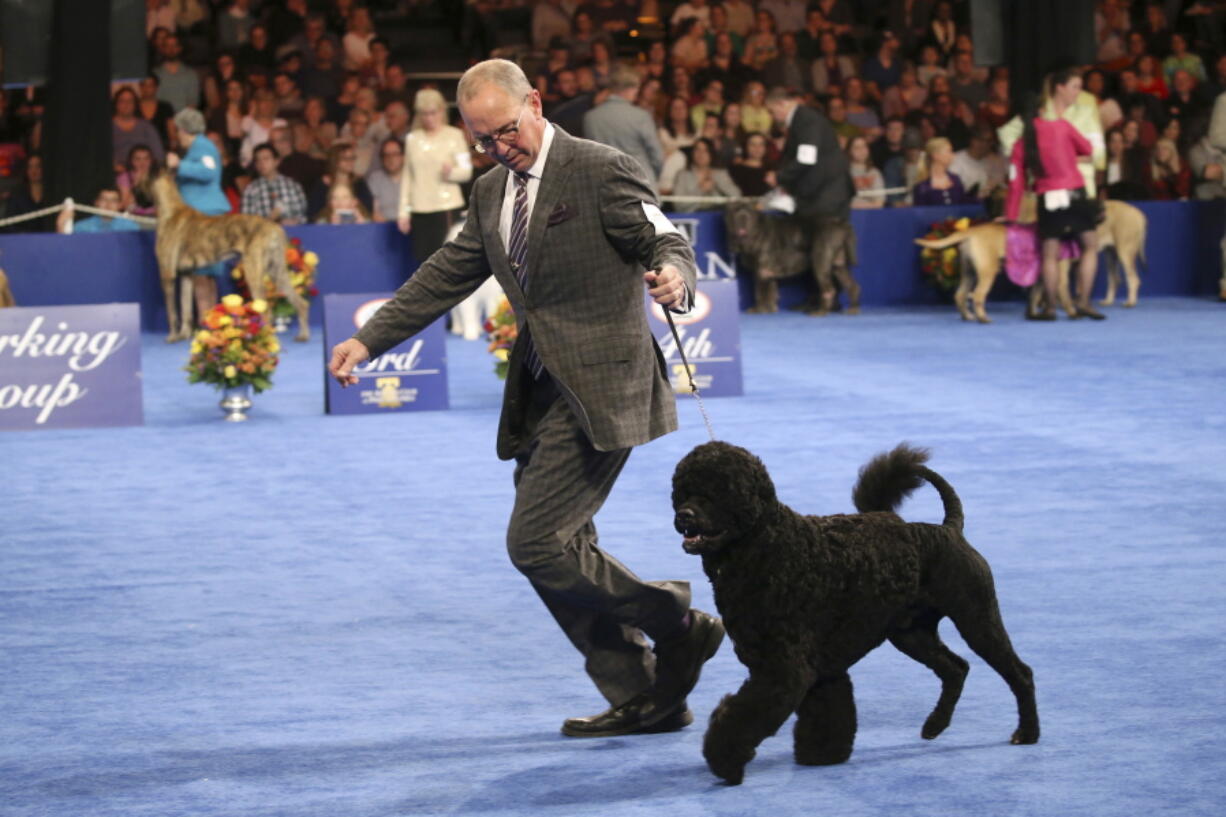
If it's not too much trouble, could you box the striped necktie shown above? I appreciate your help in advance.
[509,171,543,378]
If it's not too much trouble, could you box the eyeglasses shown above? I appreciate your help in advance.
[471,100,529,154]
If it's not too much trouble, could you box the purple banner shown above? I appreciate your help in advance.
[322,293,449,415]
[0,303,144,430]
[645,277,743,397]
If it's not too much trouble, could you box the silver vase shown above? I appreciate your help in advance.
[219,383,254,422]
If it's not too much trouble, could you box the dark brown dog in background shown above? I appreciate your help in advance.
[725,202,861,315]
[151,174,309,342]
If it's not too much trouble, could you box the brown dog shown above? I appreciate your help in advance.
[151,174,309,342]
[0,266,15,308]
[914,200,1146,323]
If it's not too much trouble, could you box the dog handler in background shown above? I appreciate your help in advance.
[165,107,232,322]
[329,59,725,739]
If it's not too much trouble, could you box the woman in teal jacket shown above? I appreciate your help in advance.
[167,107,231,321]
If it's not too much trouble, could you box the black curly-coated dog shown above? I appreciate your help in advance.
[671,441,1039,785]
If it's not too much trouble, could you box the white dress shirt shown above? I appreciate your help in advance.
[499,121,557,255]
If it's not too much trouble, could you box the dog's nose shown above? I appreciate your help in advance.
[674,508,696,534]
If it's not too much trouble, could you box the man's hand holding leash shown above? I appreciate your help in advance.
[645,264,687,310]
[329,338,370,387]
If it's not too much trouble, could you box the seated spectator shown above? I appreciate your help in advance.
[847,134,885,209]
[697,30,755,102]
[762,31,810,96]
[154,34,200,113]
[739,81,773,135]
[288,13,339,69]
[950,127,1006,200]
[916,44,948,88]
[706,3,745,56]
[882,66,927,120]
[715,103,746,166]
[240,90,288,168]
[240,141,308,224]
[949,51,988,111]
[342,5,376,73]
[207,78,247,161]
[366,37,392,88]
[532,0,573,52]
[660,94,698,157]
[1103,126,1150,200]
[270,124,325,192]
[670,65,697,105]
[697,112,734,168]
[825,96,862,146]
[272,72,305,121]
[366,136,403,224]
[929,92,971,151]
[1085,69,1123,132]
[1116,68,1165,129]
[641,40,670,83]
[308,142,373,222]
[1163,32,1207,84]
[113,87,165,172]
[1147,137,1191,199]
[1095,0,1130,66]
[379,64,413,111]
[328,72,362,126]
[1188,125,1226,201]
[729,131,776,197]
[861,30,903,100]
[550,67,599,137]
[342,87,383,142]
[535,37,574,105]
[883,127,925,205]
[671,17,710,73]
[742,8,780,72]
[638,76,665,123]
[1139,3,1173,57]
[723,0,756,39]
[795,7,825,62]
[671,138,742,211]
[1136,55,1169,100]
[238,23,276,74]
[570,10,597,63]
[117,144,159,216]
[925,0,959,62]
[812,0,854,42]
[843,77,882,141]
[302,38,344,100]
[912,136,971,205]
[369,101,411,157]
[136,74,174,153]
[56,188,141,234]
[315,180,370,224]
[544,69,582,117]
[3,155,52,233]
[810,31,855,97]
[1207,53,1226,100]
[1165,70,1209,131]
[690,78,727,133]
[589,38,616,88]
[203,51,242,114]
[296,96,338,161]
[871,117,907,170]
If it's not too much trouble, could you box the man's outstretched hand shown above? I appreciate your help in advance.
[329,338,371,387]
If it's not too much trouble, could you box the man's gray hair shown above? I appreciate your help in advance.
[173,107,206,136]
[456,58,533,106]
[608,64,641,93]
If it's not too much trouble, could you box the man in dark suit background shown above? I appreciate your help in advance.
[766,87,856,313]
[329,59,724,738]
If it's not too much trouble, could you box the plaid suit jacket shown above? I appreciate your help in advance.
[354,127,698,459]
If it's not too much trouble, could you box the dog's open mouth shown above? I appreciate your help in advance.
[675,509,726,554]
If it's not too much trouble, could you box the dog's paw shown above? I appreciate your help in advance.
[1011,725,1040,745]
[705,753,747,786]
[921,711,952,740]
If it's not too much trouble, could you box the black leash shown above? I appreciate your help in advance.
[660,288,717,442]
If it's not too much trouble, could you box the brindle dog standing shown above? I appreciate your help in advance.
[724,201,860,315]
[151,174,309,342]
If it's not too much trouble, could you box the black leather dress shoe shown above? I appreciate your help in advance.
[561,693,690,738]
[652,609,725,707]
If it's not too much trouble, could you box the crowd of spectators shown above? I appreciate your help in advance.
[1,0,1225,235]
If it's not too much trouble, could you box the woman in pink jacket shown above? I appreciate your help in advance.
[1006,75,1106,321]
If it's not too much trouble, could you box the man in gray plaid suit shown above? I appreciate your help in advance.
[329,59,724,738]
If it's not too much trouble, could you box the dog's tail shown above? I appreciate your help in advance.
[913,232,971,250]
[852,443,964,532]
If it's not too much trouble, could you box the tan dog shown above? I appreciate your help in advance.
[151,174,309,342]
[914,200,1146,323]
[0,266,15,308]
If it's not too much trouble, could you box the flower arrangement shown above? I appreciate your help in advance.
[484,297,518,379]
[918,216,983,293]
[231,237,320,321]
[185,294,281,392]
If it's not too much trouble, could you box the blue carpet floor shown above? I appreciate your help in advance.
[3,297,1225,816]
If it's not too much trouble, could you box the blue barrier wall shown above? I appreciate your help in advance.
[1,201,1221,329]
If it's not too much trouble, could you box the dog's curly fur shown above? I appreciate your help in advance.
[672,441,1038,785]
[151,173,309,343]
[724,202,860,315]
